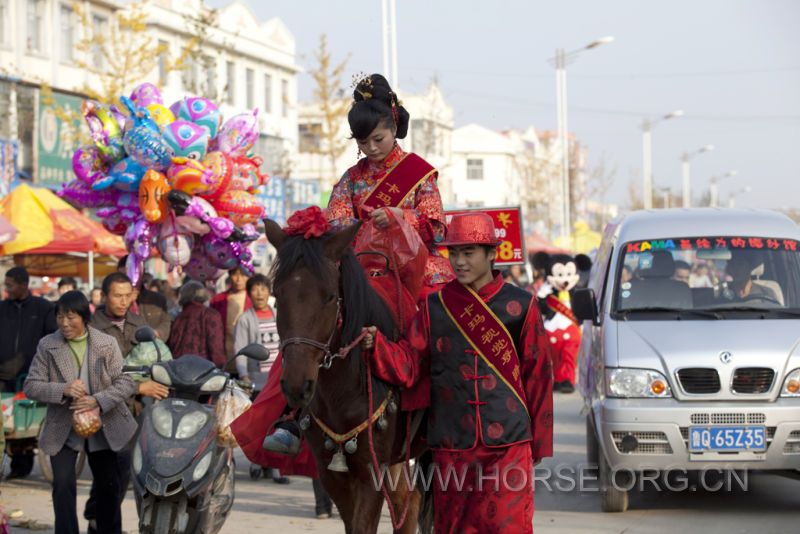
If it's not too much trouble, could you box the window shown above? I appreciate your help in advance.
[467,201,485,208]
[204,56,217,99]
[59,4,75,62]
[92,15,108,69]
[281,79,289,118]
[225,61,235,104]
[263,73,272,113]
[157,40,169,86]
[246,68,254,109]
[467,158,484,180]
[26,0,44,53]
[298,123,322,153]
[182,55,198,93]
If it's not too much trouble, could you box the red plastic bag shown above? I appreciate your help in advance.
[355,210,429,300]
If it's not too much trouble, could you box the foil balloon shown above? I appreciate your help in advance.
[173,97,222,139]
[145,104,176,131]
[72,145,106,185]
[82,100,125,162]
[168,157,207,195]
[168,190,235,239]
[163,120,209,159]
[229,155,268,193]
[175,215,209,236]
[197,151,233,200]
[102,213,128,236]
[130,83,163,107]
[203,233,253,273]
[157,216,194,267]
[214,110,259,156]
[124,218,158,287]
[212,189,265,227]
[59,180,119,209]
[120,96,172,170]
[92,157,148,192]
[184,243,225,282]
[139,169,171,223]
[109,105,127,132]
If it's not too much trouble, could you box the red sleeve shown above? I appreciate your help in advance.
[206,309,227,368]
[404,172,446,247]
[370,299,431,389]
[519,299,554,460]
[327,170,359,229]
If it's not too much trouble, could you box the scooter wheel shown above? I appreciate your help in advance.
[249,464,262,480]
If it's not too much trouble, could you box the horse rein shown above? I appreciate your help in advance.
[278,298,367,369]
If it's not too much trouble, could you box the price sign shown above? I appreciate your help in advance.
[444,206,525,267]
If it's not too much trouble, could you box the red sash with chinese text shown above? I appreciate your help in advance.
[358,153,436,218]
[438,281,529,413]
[545,295,578,326]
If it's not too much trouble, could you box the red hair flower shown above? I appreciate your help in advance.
[284,206,330,239]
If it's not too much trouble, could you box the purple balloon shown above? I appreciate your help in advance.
[130,83,163,107]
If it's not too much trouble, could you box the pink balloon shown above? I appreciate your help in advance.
[184,243,225,282]
[214,110,259,156]
[59,180,119,209]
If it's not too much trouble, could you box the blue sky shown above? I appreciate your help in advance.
[213,0,800,209]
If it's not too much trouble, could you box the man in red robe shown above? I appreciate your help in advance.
[363,212,554,534]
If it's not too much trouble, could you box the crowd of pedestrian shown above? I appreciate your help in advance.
[0,261,320,534]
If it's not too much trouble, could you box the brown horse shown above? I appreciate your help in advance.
[264,220,431,534]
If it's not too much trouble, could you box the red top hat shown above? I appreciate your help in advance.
[440,212,500,247]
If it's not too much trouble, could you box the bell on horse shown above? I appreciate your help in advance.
[344,436,358,454]
[328,448,349,473]
[324,438,336,451]
[377,414,388,431]
[299,414,311,431]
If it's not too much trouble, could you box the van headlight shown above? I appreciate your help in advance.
[151,364,172,386]
[175,411,209,439]
[152,404,173,438]
[192,453,213,481]
[780,368,800,397]
[606,368,672,398]
[133,443,143,474]
[200,375,227,392]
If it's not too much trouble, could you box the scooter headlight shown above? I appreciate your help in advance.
[133,443,142,474]
[606,368,672,398]
[175,411,209,439]
[781,368,800,397]
[151,364,172,386]
[193,453,213,481]
[200,375,227,392]
[152,404,173,438]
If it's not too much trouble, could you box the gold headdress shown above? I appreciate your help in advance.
[350,72,373,101]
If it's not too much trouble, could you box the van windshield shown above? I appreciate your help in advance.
[614,236,800,318]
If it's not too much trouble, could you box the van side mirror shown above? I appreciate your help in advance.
[573,288,599,325]
[236,343,271,362]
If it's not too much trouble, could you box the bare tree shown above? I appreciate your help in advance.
[307,34,350,187]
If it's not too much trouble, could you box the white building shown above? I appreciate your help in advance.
[448,123,524,210]
[0,0,300,188]
[294,80,454,196]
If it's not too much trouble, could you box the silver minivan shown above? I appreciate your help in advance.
[573,208,800,512]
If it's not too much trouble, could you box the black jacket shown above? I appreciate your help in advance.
[0,294,57,382]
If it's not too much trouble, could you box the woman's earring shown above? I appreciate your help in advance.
[393,139,398,148]
[357,147,362,159]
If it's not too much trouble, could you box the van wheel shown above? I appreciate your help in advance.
[586,415,599,467]
[598,445,629,513]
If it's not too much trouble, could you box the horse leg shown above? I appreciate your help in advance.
[349,482,386,534]
[319,471,356,531]
[385,463,422,534]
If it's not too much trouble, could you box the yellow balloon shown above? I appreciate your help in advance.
[145,104,176,130]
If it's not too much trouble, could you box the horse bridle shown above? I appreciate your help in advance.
[278,298,345,369]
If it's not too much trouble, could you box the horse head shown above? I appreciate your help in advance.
[264,218,362,408]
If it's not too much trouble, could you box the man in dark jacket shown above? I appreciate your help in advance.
[0,266,57,477]
[118,257,171,341]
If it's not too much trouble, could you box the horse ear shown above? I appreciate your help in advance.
[263,218,287,250]
[324,221,362,259]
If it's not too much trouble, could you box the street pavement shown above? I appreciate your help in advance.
[2,391,798,533]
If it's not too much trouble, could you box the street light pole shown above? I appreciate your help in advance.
[641,110,683,209]
[681,144,714,208]
[550,36,613,245]
[709,170,737,207]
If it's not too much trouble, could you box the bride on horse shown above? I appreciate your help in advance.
[231,72,453,473]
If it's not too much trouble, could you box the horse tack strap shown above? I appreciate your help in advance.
[311,391,392,444]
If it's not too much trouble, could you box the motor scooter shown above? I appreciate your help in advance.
[125,327,269,534]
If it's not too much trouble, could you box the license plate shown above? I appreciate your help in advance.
[689,426,766,452]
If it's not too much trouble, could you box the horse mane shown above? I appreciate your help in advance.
[270,233,398,392]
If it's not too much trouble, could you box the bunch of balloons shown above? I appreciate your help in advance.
[59,83,269,286]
